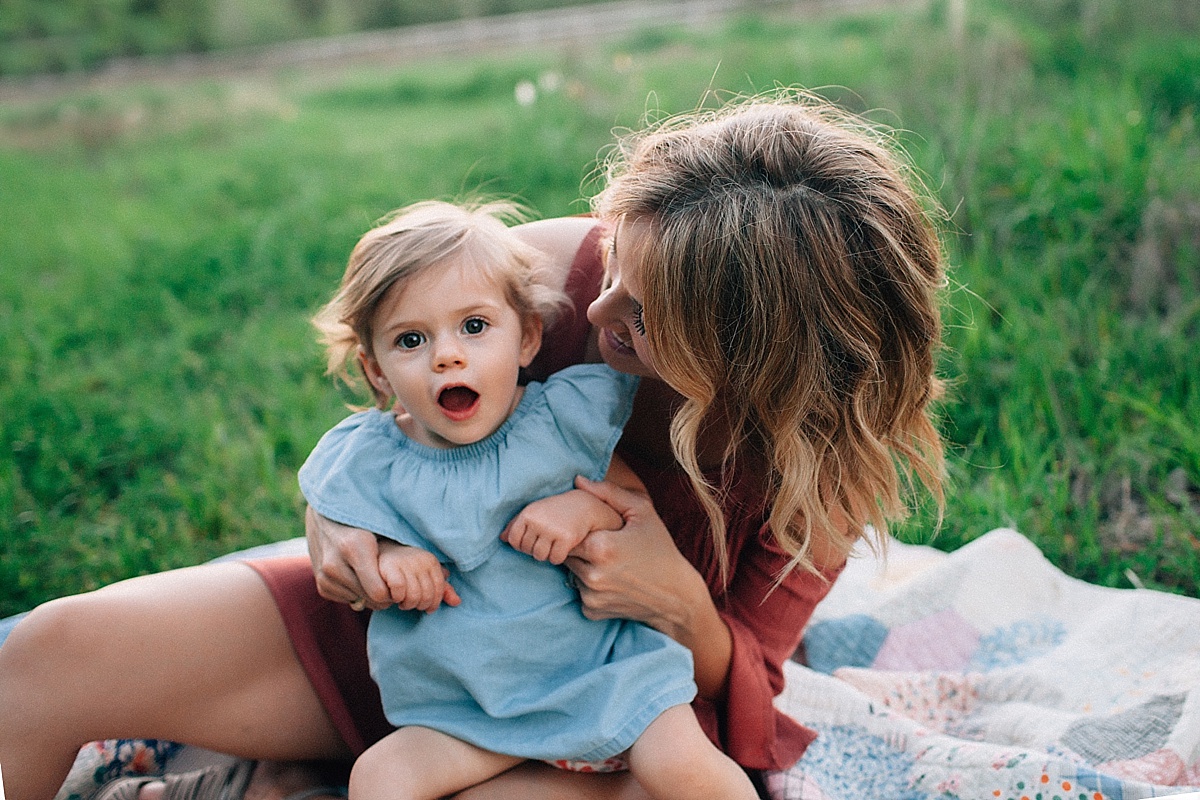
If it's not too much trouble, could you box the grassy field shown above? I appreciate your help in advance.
[1,0,1198,618]
[0,0,619,77]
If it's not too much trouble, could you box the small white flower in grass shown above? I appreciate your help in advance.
[515,80,537,106]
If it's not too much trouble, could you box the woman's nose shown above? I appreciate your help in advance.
[587,284,623,328]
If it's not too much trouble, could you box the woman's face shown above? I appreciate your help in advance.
[587,216,661,380]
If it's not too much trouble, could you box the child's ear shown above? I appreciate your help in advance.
[519,315,543,368]
[357,346,393,399]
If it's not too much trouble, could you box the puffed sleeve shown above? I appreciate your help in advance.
[298,410,439,556]
[694,526,845,771]
[538,364,639,478]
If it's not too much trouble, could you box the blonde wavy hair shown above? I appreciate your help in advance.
[313,200,567,408]
[594,91,947,581]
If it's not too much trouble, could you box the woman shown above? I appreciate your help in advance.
[0,90,946,800]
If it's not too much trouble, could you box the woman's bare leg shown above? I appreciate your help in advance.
[0,561,351,800]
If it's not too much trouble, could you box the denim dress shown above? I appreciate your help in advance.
[298,364,696,761]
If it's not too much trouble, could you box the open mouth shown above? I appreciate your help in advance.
[438,385,480,417]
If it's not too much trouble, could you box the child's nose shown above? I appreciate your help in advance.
[432,340,466,371]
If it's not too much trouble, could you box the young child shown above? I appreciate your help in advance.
[298,200,758,800]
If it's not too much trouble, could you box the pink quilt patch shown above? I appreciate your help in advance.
[872,608,980,671]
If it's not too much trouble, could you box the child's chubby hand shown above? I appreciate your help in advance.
[378,542,462,612]
[501,487,623,565]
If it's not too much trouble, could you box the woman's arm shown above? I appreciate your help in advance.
[565,477,854,769]
[564,477,734,700]
[511,216,599,291]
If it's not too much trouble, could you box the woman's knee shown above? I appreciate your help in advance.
[0,567,250,706]
[0,592,110,683]
[0,593,125,762]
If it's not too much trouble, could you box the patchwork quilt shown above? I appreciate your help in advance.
[766,529,1200,800]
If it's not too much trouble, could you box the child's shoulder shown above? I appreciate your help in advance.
[544,362,637,389]
[313,408,398,452]
[530,365,639,436]
[538,364,637,407]
[325,407,390,434]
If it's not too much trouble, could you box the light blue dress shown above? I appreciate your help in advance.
[298,364,696,761]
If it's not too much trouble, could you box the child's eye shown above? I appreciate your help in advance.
[462,317,487,335]
[631,301,646,336]
[397,331,425,349]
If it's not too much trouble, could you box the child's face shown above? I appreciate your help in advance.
[360,258,541,449]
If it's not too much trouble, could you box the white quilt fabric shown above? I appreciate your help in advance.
[767,529,1200,800]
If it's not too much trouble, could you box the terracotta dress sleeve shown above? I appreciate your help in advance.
[708,528,844,770]
[627,458,846,771]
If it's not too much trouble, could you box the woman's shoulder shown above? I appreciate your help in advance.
[521,217,607,379]
[513,216,604,292]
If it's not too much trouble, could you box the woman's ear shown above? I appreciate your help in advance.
[357,346,392,399]
[519,315,544,368]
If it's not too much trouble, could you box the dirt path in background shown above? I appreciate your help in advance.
[0,0,907,103]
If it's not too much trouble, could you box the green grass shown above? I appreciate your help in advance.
[0,0,624,78]
[2,0,1198,617]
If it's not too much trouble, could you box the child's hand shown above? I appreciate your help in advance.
[378,544,462,612]
[501,488,623,565]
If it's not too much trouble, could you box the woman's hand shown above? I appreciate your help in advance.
[564,476,734,699]
[305,506,393,610]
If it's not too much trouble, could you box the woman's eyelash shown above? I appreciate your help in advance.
[632,302,646,336]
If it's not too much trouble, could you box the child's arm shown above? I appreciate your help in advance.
[501,453,646,565]
[378,543,462,612]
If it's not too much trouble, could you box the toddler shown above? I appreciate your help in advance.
[299,200,758,800]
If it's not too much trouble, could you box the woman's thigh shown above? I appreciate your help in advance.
[0,560,350,762]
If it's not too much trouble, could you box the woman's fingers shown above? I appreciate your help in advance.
[305,506,392,608]
[348,539,393,609]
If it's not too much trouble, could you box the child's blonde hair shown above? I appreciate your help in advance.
[314,200,567,409]
[595,91,948,583]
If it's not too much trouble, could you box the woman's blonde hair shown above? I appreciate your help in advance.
[314,200,567,408]
[595,91,947,582]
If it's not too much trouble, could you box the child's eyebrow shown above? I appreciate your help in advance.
[455,301,505,317]
[379,301,505,332]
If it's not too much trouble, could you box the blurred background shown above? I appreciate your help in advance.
[0,0,638,76]
[1,0,1198,618]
